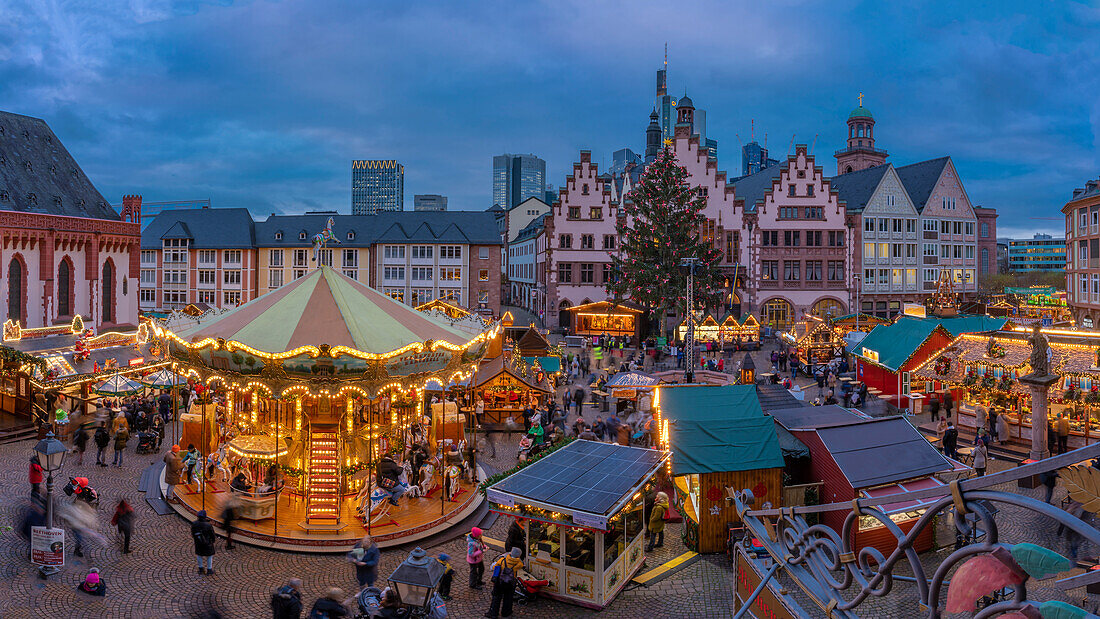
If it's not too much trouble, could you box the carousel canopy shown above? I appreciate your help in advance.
[172,266,477,355]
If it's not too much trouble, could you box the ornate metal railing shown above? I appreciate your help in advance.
[735,443,1100,618]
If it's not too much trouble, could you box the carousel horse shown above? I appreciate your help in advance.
[310,216,341,263]
[442,465,462,501]
[402,459,436,498]
[206,445,230,483]
[356,467,411,524]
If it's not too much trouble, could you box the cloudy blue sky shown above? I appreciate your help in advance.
[1,0,1097,237]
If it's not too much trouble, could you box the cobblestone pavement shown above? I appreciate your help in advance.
[1,339,1097,617]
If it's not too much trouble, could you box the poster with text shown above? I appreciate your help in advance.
[30,526,64,567]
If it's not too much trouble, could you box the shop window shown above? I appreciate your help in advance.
[564,528,595,571]
[528,521,559,563]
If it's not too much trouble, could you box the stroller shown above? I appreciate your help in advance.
[356,585,446,618]
[513,569,549,605]
[135,431,158,455]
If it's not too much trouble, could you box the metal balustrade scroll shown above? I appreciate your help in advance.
[734,442,1100,618]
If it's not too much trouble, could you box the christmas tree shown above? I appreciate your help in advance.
[607,145,726,338]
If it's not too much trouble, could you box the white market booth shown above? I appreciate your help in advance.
[485,439,668,609]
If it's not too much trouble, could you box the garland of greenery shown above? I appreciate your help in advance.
[478,436,576,494]
[0,346,47,374]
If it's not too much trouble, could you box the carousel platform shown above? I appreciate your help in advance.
[161,468,484,553]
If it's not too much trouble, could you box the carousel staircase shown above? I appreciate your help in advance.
[305,424,340,524]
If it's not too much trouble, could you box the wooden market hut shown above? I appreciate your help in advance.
[471,353,553,425]
[851,321,956,407]
[912,329,1100,450]
[782,317,846,371]
[485,440,668,609]
[986,299,1017,318]
[655,384,785,553]
[768,405,953,554]
[415,298,473,320]
[561,301,645,343]
[829,312,891,334]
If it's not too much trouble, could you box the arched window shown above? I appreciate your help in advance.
[102,261,114,323]
[762,298,793,331]
[58,259,71,316]
[845,166,854,174]
[7,258,24,324]
[811,298,845,319]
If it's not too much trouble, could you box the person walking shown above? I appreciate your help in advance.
[308,588,350,618]
[486,547,524,619]
[646,492,668,551]
[563,389,573,416]
[164,445,184,503]
[505,517,526,560]
[573,387,586,414]
[110,498,134,554]
[996,410,1009,446]
[270,578,303,619]
[348,535,380,588]
[467,526,487,589]
[929,397,941,422]
[436,553,455,601]
[1041,469,1059,505]
[191,510,216,575]
[1058,413,1071,454]
[972,440,989,477]
[73,425,89,465]
[942,390,954,419]
[94,424,110,467]
[221,494,241,550]
[112,425,130,467]
[29,455,43,499]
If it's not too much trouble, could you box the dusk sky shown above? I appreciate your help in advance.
[1,1,1098,237]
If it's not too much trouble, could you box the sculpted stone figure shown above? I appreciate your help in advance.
[1028,324,1050,377]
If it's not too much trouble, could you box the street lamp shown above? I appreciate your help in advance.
[33,431,67,577]
[680,258,700,383]
[388,547,445,612]
[740,352,756,385]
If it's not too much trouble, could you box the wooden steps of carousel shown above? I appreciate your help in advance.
[297,518,349,534]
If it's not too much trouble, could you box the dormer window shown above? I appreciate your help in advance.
[274,232,283,240]
[27,192,37,204]
[347,231,355,241]
[299,231,307,241]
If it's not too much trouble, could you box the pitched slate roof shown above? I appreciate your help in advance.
[895,157,950,212]
[0,111,118,220]
[814,417,952,488]
[512,214,547,243]
[141,208,256,250]
[255,211,502,247]
[828,164,891,213]
[730,164,783,213]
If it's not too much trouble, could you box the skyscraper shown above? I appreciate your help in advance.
[654,51,717,160]
[352,159,404,214]
[413,194,447,211]
[492,154,546,210]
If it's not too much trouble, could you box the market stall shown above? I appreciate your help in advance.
[562,301,645,343]
[781,317,846,372]
[851,320,955,406]
[654,384,785,553]
[471,353,552,426]
[153,266,497,550]
[829,313,891,335]
[769,408,953,554]
[485,439,668,609]
[1005,286,1073,326]
[913,329,1100,450]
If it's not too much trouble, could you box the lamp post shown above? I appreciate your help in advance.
[681,258,700,383]
[389,547,445,614]
[33,431,67,578]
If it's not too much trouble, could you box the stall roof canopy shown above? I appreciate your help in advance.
[474,354,552,392]
[521,357,561,373]
[514,325,552,356]
[172,266,477,355]
[488,440,666,517]
[606,371,661,388]
[659,385,785,475]
[813,417,952,488]
[562,301,644,314]
[1005,286,1057,296]
[853,322,951,371]
[767,405,866,431]
[775,424,811,459]
[755,384,803,413]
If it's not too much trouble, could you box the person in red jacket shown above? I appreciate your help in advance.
[29,455,44,499]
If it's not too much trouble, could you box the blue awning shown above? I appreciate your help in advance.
[522,356,562,373]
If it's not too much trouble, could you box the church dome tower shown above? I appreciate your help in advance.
[645,109,661,162]
[835,93,888,175]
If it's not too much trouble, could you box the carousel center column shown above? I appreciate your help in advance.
[1021,374,1059,461]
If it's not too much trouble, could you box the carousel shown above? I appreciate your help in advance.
[152,266,498,551]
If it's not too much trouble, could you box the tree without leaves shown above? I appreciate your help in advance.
[606,146,726,338]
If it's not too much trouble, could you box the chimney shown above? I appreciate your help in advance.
[1075,188,1085,199]
[120,194,142,225]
